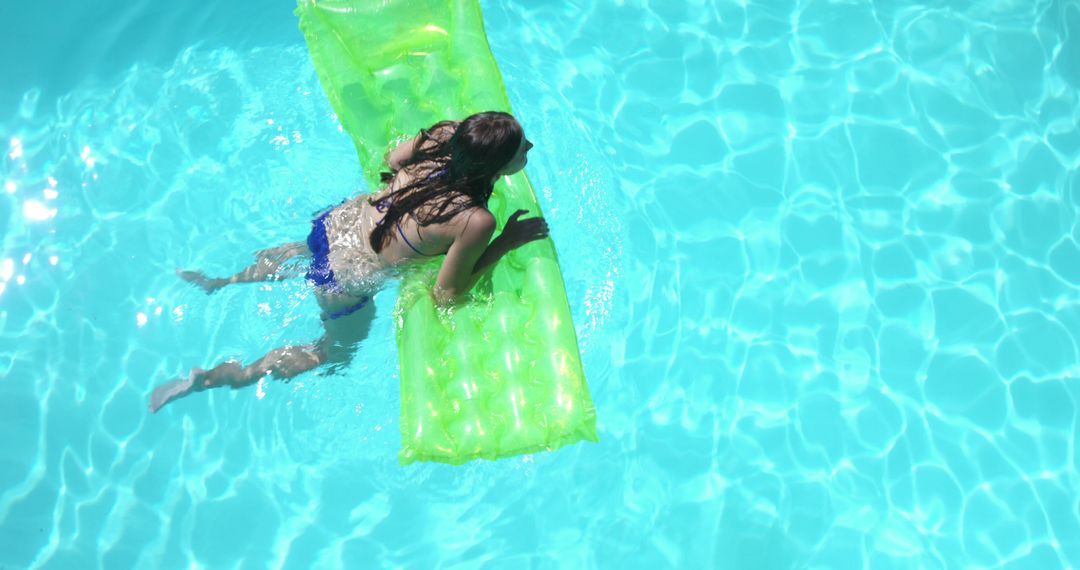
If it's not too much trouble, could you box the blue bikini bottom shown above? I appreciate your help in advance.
[306,204,370,321]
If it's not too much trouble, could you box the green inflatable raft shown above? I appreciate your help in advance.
[295,0,599,464]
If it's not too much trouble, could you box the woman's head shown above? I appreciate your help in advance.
[368,111,533,254]
[448,111,531,180]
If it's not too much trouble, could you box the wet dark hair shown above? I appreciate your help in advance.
[368,111,524,254]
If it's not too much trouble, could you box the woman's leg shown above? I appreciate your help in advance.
[148,288,376,413]
[177,241,309,293]
[149,341,329,413]
[196,342,329,388]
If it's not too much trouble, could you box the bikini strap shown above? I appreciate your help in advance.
[373,166,448,256]
[396,221,435,256]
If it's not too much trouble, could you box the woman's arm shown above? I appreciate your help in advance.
[433,210,498,305]
[384,137,419,172]
[384,121,460,171]
[433,209,549,306]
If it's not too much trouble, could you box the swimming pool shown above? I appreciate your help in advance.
[2,0,1078,567]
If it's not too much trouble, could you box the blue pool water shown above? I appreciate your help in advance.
[2,0,1079,567]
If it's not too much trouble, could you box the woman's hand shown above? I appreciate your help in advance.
[497,209,549,250]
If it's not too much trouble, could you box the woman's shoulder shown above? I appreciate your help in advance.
[449,202,495,235]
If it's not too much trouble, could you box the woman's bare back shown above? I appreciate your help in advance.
[318,163,481,297]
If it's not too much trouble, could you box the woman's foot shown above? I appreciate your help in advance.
[149,367,206,413]
[176,269,226,294]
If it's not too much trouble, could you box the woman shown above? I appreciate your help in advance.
[150,111,546,413]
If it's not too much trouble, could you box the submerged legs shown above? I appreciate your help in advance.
[149,278,376,414]
[149,341,329,413]
[177,241,309,293]
[201,342,329,389]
